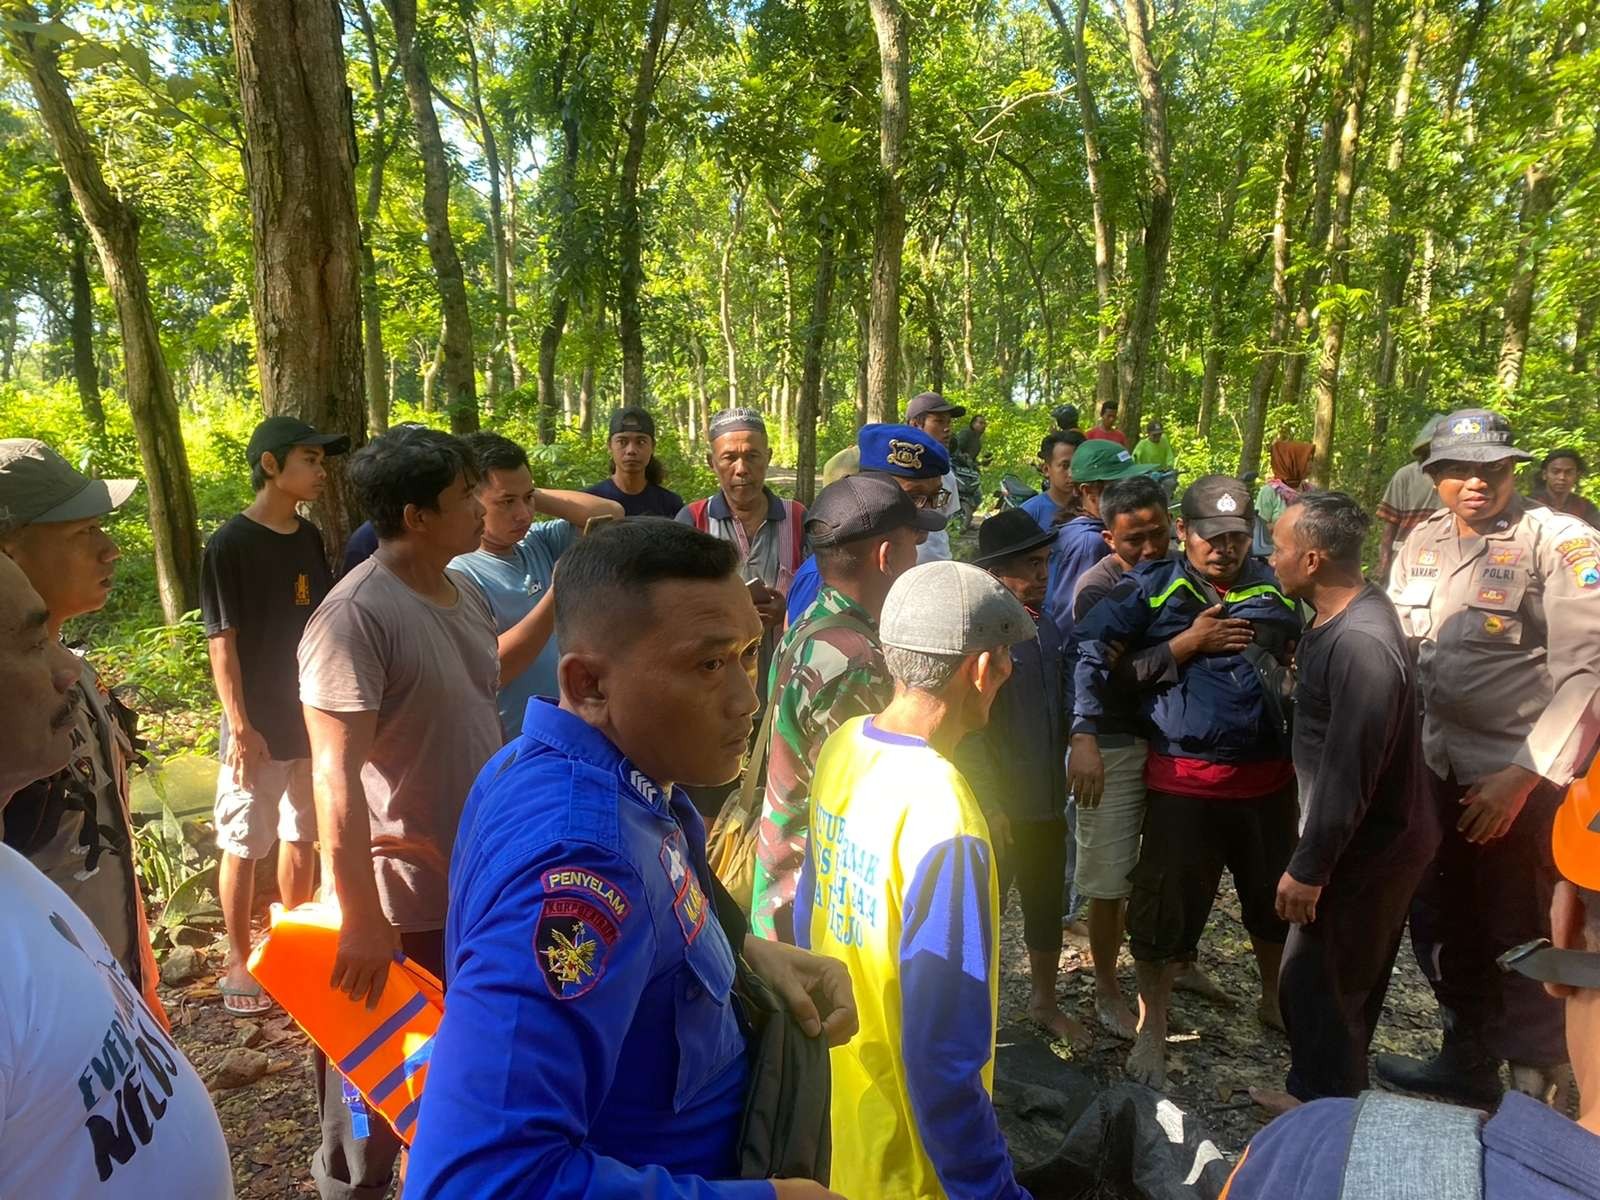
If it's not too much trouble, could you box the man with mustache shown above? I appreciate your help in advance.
[296,425,504,1200]
[1379,409,1600,1107]
[1073,475,1303,1090]
[0,439,162,1021]
[201,416,350,1015]
[0,553,234,1196]
[407,519,853,1199]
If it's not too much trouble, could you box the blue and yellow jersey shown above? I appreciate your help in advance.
[796,716,1030,1200]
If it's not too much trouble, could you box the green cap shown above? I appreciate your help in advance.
[1070,439,1151,483]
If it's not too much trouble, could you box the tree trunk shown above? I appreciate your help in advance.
[866,0,909,422]
[58,187,103,433]
[579,353,597,442]
[854,294,870,426]
[961,207,976,389]
[1280,79,1344,412]
[796,217,838,508]
[1241,55,1318,475]
[1047,0,1118,412]
[617,0,674,409]
[1115,0,1174,439]
[12,21,200,622]
[384,0,477,432]
[461,25,510,399]
[231,0,368,560]
[767,196,796,446]
[352,0,393,436]
[537,295,569,444]
[1573,297,1596,377]
[719,186,745,409]
[1308,0,1375,489]
[690,333,709,444]
[1197,137,1250,439]
[1497,165,1557,395]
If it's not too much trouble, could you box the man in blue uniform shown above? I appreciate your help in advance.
[406,519,854,1199]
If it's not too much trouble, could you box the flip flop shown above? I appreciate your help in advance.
[220,981,273,1015]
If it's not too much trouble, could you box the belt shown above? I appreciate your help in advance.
[1094,733,1140,749]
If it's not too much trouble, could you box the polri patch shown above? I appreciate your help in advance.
[535,897,618,1000]
[1418,550,1439,566]
[1487,547,1522,566]
[1483,614,1508,636]
[542,867,632,921]
[659,831,709,944]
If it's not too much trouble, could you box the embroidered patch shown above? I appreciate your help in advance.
[659,831,708,944]
[1482,614,1507,636]
[886,438,926,471]
[1487,548,1522,566]
[1476,586,1508,606]
[1451,416,1484,435]
[1556,537,1592,557]
[1575,561,1600,590]
[542,868,632,921]
[1418,550,1439,566]
[622,764,663,808]
[1216,493,1239,513]
[535,897,618,999]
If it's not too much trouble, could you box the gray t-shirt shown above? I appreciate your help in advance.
[298,557,501,930]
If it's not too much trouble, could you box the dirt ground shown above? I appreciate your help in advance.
[166,878,1444,1198]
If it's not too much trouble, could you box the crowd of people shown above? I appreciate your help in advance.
[0,392,1598,1199]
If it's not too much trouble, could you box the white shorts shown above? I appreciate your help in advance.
[213,726,316,860]
[1072,737,1149,901]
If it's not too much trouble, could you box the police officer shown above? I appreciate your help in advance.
[1380,408,1600,1106]
[405,519,854,1199]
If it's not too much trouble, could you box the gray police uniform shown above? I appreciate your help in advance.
[1389,496,1600,1065]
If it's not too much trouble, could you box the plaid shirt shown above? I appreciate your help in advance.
[749,586,891,942]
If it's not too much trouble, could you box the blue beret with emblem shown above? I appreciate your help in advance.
[857,423,950,480]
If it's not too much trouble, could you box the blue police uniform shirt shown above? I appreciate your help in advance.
[786,555,822,625]
[405,698,771,1199]
[450,521,577,740]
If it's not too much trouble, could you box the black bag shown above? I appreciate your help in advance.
[708,874,832,1183]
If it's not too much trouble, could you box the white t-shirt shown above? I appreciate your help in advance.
[0,842,234,1198]
[917,466,963,564]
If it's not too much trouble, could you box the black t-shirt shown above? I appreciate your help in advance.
[200,514,334,760]
[585,477,686,519]
[1288,585,1439,887]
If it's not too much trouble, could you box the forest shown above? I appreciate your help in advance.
[1,0,1597,629]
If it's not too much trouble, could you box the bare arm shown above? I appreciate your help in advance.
[534,488,623,528]
[303,704,398,1007]
[499,588,557,683]
[208,631,267,787]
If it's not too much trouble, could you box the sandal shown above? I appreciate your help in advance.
[220,981,273,1015]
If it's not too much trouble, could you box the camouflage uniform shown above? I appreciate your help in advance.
[750,586,891,943]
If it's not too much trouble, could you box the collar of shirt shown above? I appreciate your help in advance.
[519,696,674,815]
[1483,1090,1600,1196]
[706,486,785,523]
[1417,494,1528,546]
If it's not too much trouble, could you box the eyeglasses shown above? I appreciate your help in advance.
[913,489,951,510]
[1433,459,1517,482]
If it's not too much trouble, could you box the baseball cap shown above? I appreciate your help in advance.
[246,416,351,469]
[1422,408,1534,469]
[1181,474,1254,539]
[879,560,1035,656]
[807,474,946,549]
[858,424,951,479]
[821,445,861,488]
[1069,439,1149,484]
[609,406,656,438]
[972,508,1056,567]
[1410,413,1446,456]
[0,439,138,534]
[906,392,967,423]
[1053,403,1080,429]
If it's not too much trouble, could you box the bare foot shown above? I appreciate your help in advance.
[1062,917,1090,941]
[1256,994,1285,1033]
[1125,1028,1168,1090]
[1094,992,1138,1041]
[1030,1002,1093,1051]
[1247,1087,1302,1118]
[1173,962,1234,1006]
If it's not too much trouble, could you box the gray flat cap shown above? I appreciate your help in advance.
[879,560,1035,655]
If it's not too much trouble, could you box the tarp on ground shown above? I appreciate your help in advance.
[993,1029,1230,1200]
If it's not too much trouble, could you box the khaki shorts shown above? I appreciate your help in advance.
[1072,737,1148,901]
[213,727,316,860]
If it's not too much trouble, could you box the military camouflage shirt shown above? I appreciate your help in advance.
[750,586,891,943]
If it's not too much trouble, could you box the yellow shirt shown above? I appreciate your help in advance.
[797,717,1022,1200]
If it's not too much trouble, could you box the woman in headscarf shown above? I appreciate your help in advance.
[1254,439,1315,555]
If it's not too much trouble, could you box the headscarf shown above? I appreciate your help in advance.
[1269,440,1314,491]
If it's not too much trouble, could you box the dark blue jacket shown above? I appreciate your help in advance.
[1042,515,1111,644]
[1072,555,1301,763]
[405,699,769,1199]
[956,613,1068,824]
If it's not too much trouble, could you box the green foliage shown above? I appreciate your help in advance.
[130,796,221,949]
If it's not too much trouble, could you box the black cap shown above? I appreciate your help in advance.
[609,406,656,438]
[972,509,1056,566]
[1422,409,1534,469]
[1052,403,1080,429]
[1180,474,1253,539]
[906,391,967,422]
[246,416,350,467]
[806,474,947,549]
